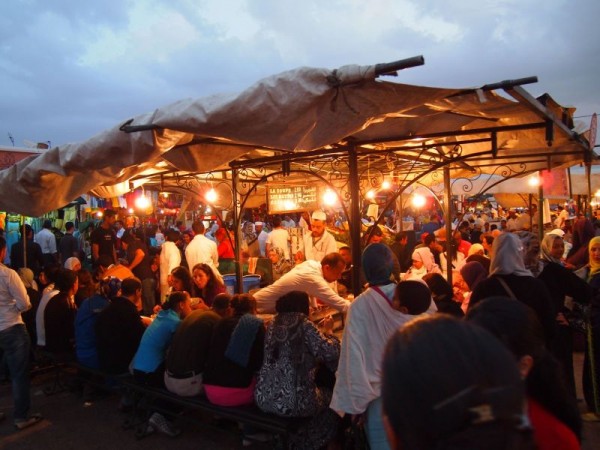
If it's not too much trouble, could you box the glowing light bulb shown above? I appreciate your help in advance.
[366,190,376,200]
[135,194,150,210]
[528,176,540,187]
[412,194,426,208]
[323,189,337,206]
[381,180,391,190]
[205,188,217,203]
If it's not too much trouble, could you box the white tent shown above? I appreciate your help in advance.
[0,57,592,216]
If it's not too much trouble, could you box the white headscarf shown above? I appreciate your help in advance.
[540,233,563,265]
[64,257,82,271]
[489,233,532,277]
[412,247,436,272]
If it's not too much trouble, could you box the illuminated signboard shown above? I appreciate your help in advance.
[267,184,319,213]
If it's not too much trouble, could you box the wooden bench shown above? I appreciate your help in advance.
[121,377,304,447]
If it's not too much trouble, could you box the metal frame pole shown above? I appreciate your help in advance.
[348,146,362,297]
[443,167,453,285]
[231,167,243,294]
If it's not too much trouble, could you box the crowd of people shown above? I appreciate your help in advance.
[0,201,599,450]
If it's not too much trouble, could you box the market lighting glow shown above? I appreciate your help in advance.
[366,190,376,200]
[135,194,150,210]
[412,194,426,208]
[205,188,217,203]
[381,180,391,190]
[283,200,297,210]
[323,189,337,206]
[128,208,134,214]
[96,211,103,218]
[528,176,541,187]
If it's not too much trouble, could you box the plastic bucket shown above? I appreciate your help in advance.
[242,275,261,293]
[223,274,236,296]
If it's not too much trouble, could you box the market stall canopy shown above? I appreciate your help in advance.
[0,56,592,216]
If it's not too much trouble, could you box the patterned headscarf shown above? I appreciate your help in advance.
[588,236,600,277]
[100,276,122,299]
[242,221,257,244]
[271,246,290,274]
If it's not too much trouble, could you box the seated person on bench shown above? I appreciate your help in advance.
[203,294,264,407]
[164,293,232,397]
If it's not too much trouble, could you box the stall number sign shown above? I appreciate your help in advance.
[267,185,319,213]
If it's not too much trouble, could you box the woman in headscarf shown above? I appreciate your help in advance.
[567,217,596,269]
[422,273,464,318]
[63,257,82,272]
[267,246,293,282]
[331,243,435,450]
[465,242,491,271]
[469,232,556,343]
[457,261,488,313]
[255,291,340,450]
[402,247,441,281]
[574,236,600,418]
[537,233,591,398]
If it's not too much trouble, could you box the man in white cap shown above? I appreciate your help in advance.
[254,222,268,257]
[300,210,338,262]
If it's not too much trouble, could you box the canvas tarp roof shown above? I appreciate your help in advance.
[0,58,591,216]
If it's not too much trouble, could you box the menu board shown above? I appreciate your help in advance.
[267,184,319,213]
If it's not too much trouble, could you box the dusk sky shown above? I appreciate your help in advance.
[2,0,599,149]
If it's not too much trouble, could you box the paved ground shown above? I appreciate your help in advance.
[0,352,598,449]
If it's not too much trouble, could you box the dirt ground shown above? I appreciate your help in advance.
[0,352,598,449]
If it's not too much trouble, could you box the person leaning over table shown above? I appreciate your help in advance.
[252,252,351,314]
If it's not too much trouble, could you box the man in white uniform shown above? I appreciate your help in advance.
[301,210,338,262]
[253,252,350,314]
